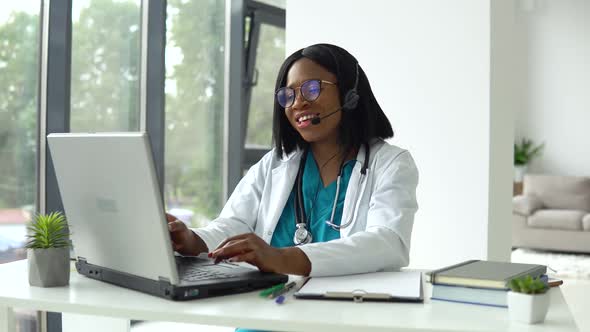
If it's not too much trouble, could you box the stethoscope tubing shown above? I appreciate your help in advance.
[296,143,370,231]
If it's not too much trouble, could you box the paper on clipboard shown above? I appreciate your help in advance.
[294,271,423,302]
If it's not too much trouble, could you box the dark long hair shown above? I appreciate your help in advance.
[272,43,394,158]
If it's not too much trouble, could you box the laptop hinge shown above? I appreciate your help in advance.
[158,276,171,284]
[77,257,87,263]
[158,276,174,298]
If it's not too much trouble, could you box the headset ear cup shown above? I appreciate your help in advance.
[343,90,360,110]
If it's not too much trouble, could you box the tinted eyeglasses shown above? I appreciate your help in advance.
[275,79,336,108]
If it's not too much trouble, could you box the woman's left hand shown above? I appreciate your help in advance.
[209,233,286,273]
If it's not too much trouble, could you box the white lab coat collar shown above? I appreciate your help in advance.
[340,141,373,238]
[270,142,374,240]
[264,151,300,240]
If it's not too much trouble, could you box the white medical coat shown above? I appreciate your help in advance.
[193,139,419,277]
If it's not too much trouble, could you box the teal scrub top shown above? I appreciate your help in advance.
[270,149,356,247]
[236,151,355,332]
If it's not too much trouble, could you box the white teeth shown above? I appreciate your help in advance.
[297,114,315,123]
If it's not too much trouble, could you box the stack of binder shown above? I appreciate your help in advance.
[426,260,546,307]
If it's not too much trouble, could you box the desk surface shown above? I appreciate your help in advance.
[0,260,579,332]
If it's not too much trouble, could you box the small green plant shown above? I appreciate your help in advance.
[514,138,545,166]
[25,212,70,249]
[509,275,548,295]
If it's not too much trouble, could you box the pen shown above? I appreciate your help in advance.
[259,283,285,298]
[275,295,286,304]
[268,281,297,299]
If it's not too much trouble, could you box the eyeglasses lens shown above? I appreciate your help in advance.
[276,80,322,108]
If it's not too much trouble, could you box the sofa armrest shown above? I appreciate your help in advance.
[513,195,544,216]
[583,214,590,231]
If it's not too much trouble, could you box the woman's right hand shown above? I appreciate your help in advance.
[166,213,208,256]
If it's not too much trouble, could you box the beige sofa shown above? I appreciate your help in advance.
[512,174,590,253]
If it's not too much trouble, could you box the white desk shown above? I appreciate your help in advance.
[0,260,579,332]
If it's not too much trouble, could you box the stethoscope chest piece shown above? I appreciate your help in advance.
[292,143,370,245]
[293,223,312,245]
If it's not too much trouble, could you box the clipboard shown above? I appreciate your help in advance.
[294,271,424,303]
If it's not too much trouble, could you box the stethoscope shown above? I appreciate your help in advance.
[293,143,370,245]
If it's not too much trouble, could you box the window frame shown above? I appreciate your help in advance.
[224,0,285,199]
[36,0,283,329]
[38,0,73,328]
[243,0,285,169]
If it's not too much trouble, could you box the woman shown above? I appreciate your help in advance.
[167,43,418,277]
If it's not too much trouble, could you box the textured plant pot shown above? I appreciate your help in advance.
[27,247,70,287]
[508,291,550,324]
[514,165,528,182]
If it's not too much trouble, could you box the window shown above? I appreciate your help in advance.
[0,1,39,264]
[242,1,285,170]
[245,23,285,148]
[0,2,40,331]
[70,0,141,132]
[164,0,226,227]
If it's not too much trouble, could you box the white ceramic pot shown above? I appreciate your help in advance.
[514,165,528,182]
[507,290,550,324]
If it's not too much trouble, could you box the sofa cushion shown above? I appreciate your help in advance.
[583,214,590,231]
[528,209,584,231]
[524,175,590,211]
[513,195,544,216]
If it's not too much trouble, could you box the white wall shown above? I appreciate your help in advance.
[489,0,517,262]
[514,0,590,176]
[286,0,514,268]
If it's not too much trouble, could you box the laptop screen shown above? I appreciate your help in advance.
[48,132,179,284]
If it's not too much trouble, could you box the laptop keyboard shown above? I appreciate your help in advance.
[176,256,242,282]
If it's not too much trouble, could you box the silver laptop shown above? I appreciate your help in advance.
[47,132,287,300]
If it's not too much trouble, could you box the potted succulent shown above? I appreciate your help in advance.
[507,275,550,324]
[514,138,544,182]
[25,211,71,287]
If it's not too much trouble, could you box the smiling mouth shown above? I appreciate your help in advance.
[296,113,319,124]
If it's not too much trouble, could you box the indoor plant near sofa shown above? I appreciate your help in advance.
[25,211,71,287]
[514,138,544,182]
[507,275,550,324]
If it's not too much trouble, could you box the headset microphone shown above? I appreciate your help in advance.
[310,106,341,125]
[310,92,360,125]
[310,62,360,126]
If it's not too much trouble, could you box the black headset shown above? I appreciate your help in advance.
[318,44,361,111]
[342,62,360,110]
